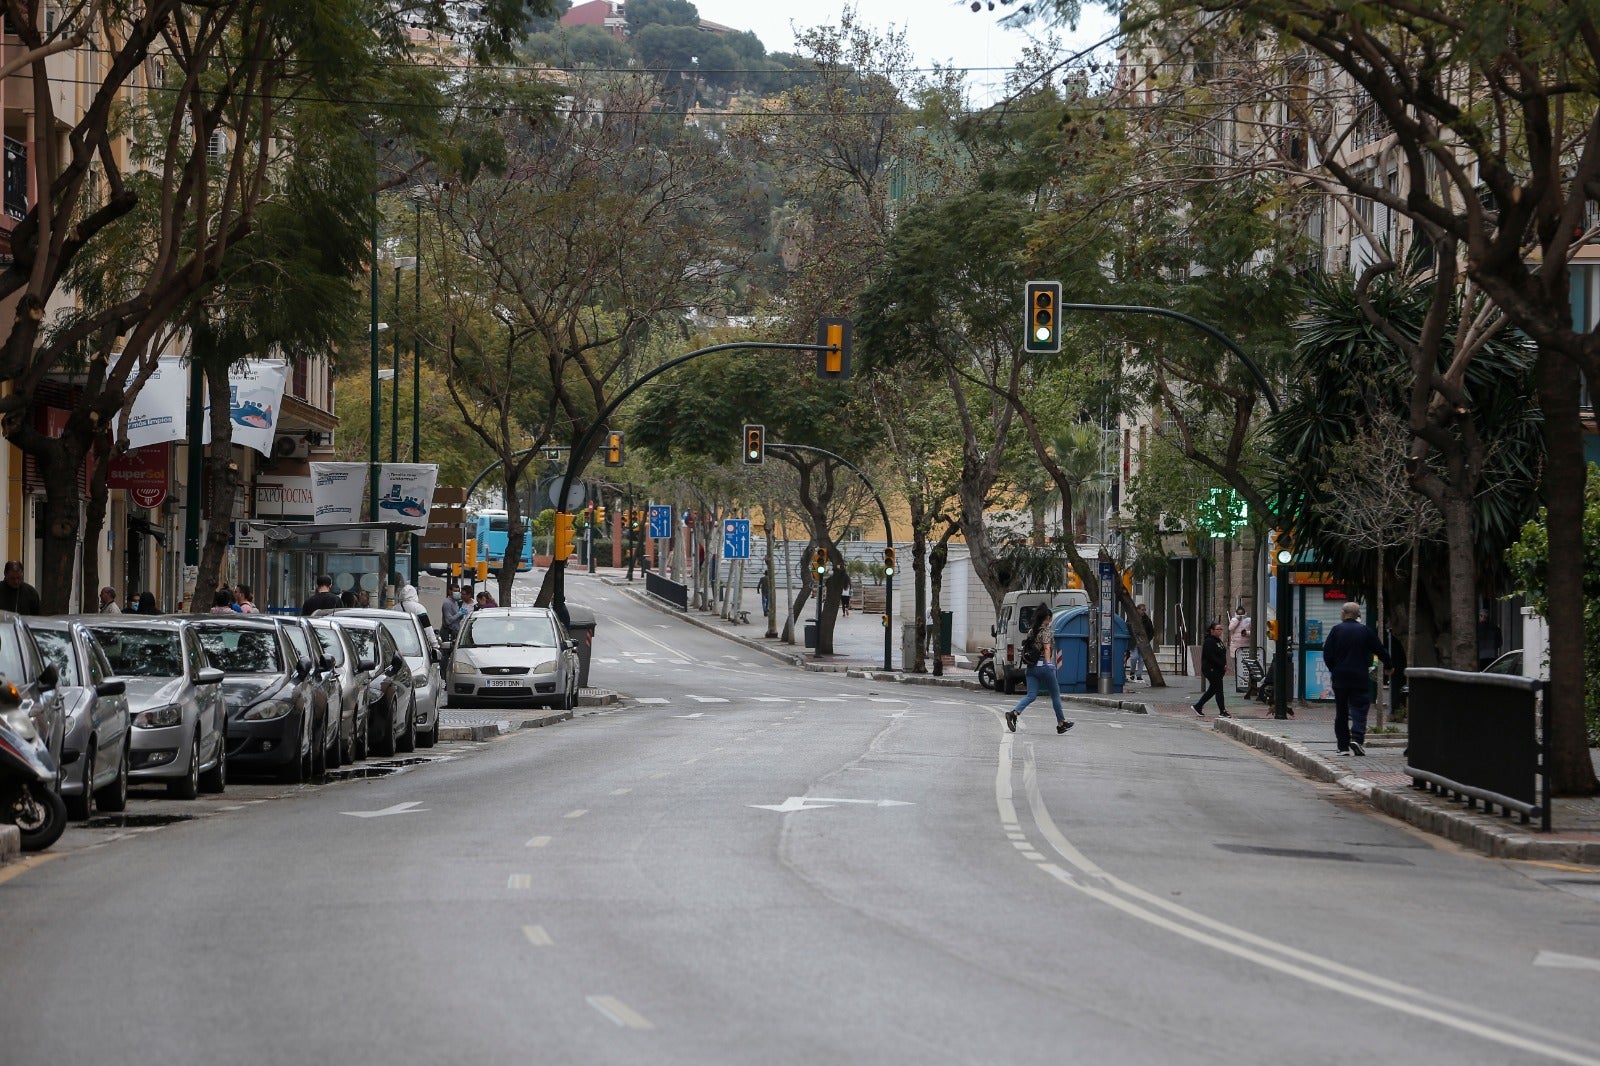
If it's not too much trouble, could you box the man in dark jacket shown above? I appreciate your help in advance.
[0,561,42,615]
[300,575,343,616]
[1321,601,1393,756]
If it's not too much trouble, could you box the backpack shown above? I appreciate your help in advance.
[1022,628,1044,667]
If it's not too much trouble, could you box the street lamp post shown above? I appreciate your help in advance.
[410,192,424,580]
[388,255,416,592]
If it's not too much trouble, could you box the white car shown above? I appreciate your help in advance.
[445,607,578,711]
[325,609,441,748]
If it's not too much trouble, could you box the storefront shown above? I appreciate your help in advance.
[247,521,414,613]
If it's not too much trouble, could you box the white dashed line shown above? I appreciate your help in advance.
[565,809,587,819]
[526,836,551,848]
[508,874,532,890]
[522,925,553,946]
[587,995,654,1030]
[611,788,631,796]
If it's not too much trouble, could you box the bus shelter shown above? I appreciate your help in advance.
[249,521,419,613]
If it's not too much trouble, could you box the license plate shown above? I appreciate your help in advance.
[485,679,520,688]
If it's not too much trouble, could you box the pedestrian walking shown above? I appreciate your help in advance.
[1193,621,1231,717]
[235,584,259,613]
[301,574,342,615]
[0,561,42,615]
[1227,604,1252,676]
[441,586,466,641]
[1322,601,1393,756]
[1130,603,1156,681]
[209,588,237,614]
[757,572,771,617]
[839,576,851,617]
[135,591,159,615]
[1476,609,1502,670]
[98,586,122,614]
[1005,610,1074,735]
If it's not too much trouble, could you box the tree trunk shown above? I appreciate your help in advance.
[1440,495,1477,670]
[499,464,523,608]
[929,541,947,668]
[1535,350,1600,795]
[81,433,113,609]
[763,503,778,638]
[193,359,239,612]
[35,437,85,615]
[908,497,927,673]
[1374,542,1386,731]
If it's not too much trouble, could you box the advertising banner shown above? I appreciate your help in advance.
[121,357,187,450]
[310,462,367,524]
[204,360,287,456]
[108,443,170,509]
[375,463,439,530]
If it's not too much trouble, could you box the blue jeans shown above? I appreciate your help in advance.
[1012,663,1065,722]
[1129,646,1145,679]
[1333,682,1372,750]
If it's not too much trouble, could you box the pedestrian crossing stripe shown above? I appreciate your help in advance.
[636,697,669,704]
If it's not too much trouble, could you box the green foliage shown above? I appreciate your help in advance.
[1506,466,1600,745]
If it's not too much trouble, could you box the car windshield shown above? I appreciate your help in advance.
[312,627,345,666]
[89,628,185,678]
[197,628,283,673]
[30,630,81,687]
[461,615,558,649]
[377,618,423,656]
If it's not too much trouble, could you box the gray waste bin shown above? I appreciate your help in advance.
[565,603,597,688]
[804,622,818,649]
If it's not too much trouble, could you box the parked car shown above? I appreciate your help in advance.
[1482,650,1527,677]
[308,617,370,764]
[192,616,321,784]
[330,616,415,757]
[992,588,1091,693]
[447,607,579,711]
[326,608,440,748]
[87,618,226,798]
[276,615,341,772]
[31,618,129,818]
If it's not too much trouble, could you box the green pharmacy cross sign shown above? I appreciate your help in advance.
[1197,488,1250,537]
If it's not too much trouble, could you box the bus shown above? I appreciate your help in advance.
[472,509,534,573]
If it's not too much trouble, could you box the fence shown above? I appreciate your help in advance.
[645,571,688,610]
[1404,667,1550,831]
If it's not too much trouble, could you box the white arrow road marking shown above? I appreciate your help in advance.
[884,711,919,719]
[672,712,708,719]
[687,695,729,703]
[750,796,915,813]
[342,801,427,818]
[1535,951,1600,973]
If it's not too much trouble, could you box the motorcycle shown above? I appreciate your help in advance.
[974,647,997,690]
[0,682,68,852]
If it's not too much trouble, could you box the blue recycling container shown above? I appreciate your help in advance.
[1052,606,1130,693]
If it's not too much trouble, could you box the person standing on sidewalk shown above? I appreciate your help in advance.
[1321,601,1393,756]
[1005,611,1074,735]
[1193,621,1231,717]
[1130,604,1156,681]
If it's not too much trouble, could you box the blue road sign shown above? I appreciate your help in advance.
[723,519,751,560]
[648,505,672,540]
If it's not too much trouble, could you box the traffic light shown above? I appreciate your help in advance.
[465,538,477,566]
[1274,528,1295,566]
[743,423,765,465]
[554,512,575,558]
[630,510,641,532]
[1066,569,1083,589]
[882,547,896,576]
[596,505,607,525]
[475,560,489,582]
[1267,619,1279,641]
[812,548,828,577]
[816,317,853,380]
[1024,280,1062,354]
[604,430,624,467]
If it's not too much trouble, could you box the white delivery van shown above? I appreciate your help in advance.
[992,588,1091,693]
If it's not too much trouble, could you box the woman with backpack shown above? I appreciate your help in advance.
[1005,610,1074,735]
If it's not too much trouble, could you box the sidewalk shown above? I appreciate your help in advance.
[596,567,1600,866]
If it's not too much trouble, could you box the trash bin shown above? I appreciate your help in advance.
[564,603,597,689]
[804,622,818,649]
[937,611,954,656]
[1051,607,1130,693]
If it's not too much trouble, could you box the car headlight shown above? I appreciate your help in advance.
[241,699,293,721]
[450,657,475,676]
[533,660,557,674]
[134,704,183,729]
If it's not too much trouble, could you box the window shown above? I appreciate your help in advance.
[31,630,79,687]
[377,618,423,656]
[198,627,285,673]
[89,628,184,678]
[461,615,557,648]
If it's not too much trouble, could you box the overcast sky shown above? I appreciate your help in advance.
[689,1,1119,102]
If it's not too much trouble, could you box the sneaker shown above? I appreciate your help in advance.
[1056,720,1074,734]
[1335,749,1352,756]
[1005,711,1018,733]
[1349,740,1366,756]
[1193,704,1205,716]
[1218,709,1232,718]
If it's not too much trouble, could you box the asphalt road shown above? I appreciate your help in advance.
[4,574,1600,1065]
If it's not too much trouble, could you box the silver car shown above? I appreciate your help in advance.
[87,619,227,799]
[32,618,130,818]
[446,607,578,711]
[327,609,440,748]
[309,617,370,763]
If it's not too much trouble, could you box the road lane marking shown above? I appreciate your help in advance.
[526,836,551,848]
[633,658,656,665]
[608,618,692,660]
[637,698,669,705]
[1536,951,1600,973]
[565,809,587,819]
[508,874,532,890]
[997,731,1600,1065]
[667,659,689,665]
[587,995,653,1030]
[686,695,729,703]
[611,788,632,796]
[811,697,844,703]
[752,697,790,703]
[342,801,427,818]
[597,657,620,664]
[217,805,245,811]
[869,697,903,703]
[522,925,553,946]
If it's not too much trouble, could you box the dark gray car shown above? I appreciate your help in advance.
[192,616,321,783]
[87,619,226,799]
[31,618,130,818]
[331,618,414,758]
[309,617,369,764]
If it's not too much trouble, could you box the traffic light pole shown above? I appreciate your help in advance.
[767,443,894,673]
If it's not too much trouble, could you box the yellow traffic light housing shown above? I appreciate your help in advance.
[554,512,575,558]
[1025,280,1062,354]
[743,424,765,465]
[1274,527,1295,566]
[812,547,828,577]
[604,430,624,467]
[882,547,896,576]
[816,317,853,380]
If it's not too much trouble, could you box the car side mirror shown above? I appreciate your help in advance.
[429,647,441,664]
[196,667,225,686]
[320,655,336,672]
[563,639,577,652]
[990,624,997,638]
[296,655,313,679]
[357,656,376,673]
[96,678,127,698]
[391,653,407,674]
[39,663,59,689]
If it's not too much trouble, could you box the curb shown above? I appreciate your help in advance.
[0,823,18,865]
[437,706,588,742]
[1214,718,1600,865]
[438,723,503,742]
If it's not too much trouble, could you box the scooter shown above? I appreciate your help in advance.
[0,690,68,852]
[974,647,997,690]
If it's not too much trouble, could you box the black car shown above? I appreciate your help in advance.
[330,617,415,758]
[309,617,371,764]
[192,617,321,783]
[277,615,341,772]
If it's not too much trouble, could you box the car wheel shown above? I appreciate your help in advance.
[168,730,201,799]
[94,740,129,813]
[199,732,227,794]
[371,699,397,758]
[354,704,369,761]
[311,711,328,778]
[397,698,417,753]
[280,716,310,783]
[65,744,94,820]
